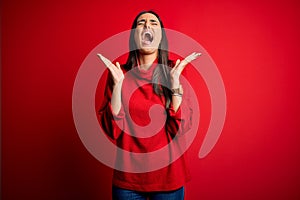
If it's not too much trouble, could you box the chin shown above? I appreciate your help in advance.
[138,46,158,55]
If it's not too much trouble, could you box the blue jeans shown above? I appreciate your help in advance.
[112,186,184,200]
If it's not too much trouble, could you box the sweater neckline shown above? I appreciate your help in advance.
[132,59,158,80]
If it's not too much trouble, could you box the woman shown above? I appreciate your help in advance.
[98,10,200,200]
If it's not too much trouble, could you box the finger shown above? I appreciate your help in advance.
[178,53,197,72]
[116,62,121,70]
[171,59,181,73]
[184,54,194,63]
[174,52,202,74]
[185,52,201,63]
[192,52,201,59]
[174,59,181,69]
[176,62,187,73]
[97,53,105,62]
[97,53,112,67]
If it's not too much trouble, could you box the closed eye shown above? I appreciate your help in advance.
[137,19,146,25]
[150,19,158,26]
[137,19,159,26]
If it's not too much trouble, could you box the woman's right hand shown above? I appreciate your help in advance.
[97,54,124,114]
[97,54,124,86]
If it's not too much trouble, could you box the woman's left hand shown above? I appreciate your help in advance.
[170,52,201,88]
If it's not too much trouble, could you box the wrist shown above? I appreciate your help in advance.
[171,84,183,96]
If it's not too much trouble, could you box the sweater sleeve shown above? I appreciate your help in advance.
[98,72,125,140]
[166,69,193,138]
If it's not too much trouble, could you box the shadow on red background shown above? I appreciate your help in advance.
[2,0,300,199]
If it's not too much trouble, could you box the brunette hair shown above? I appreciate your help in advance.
[124,10,172,108]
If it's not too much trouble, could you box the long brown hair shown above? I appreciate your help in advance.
[124,10,172,108]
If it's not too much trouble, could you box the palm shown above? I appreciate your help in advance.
[97,54,124,85]
[170,52,201,88]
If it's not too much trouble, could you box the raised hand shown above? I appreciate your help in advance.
[97,53,124,114]
[97,54,124,85]
[170,52,201,88]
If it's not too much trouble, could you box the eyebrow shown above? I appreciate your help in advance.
[150,19,158,23]
[137,19,158,23]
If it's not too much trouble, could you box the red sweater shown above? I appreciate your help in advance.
[98,62,193,192]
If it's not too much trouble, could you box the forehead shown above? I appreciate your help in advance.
[137,13,160,22]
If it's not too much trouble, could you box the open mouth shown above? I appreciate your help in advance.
[142,30,154,45]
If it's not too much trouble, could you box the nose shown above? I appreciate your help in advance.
[144,20,150,29]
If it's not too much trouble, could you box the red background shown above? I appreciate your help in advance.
[2,0,300,199]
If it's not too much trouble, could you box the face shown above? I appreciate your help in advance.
[134,13,162,55]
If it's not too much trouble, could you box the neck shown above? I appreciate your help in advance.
[138,51,158,70]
